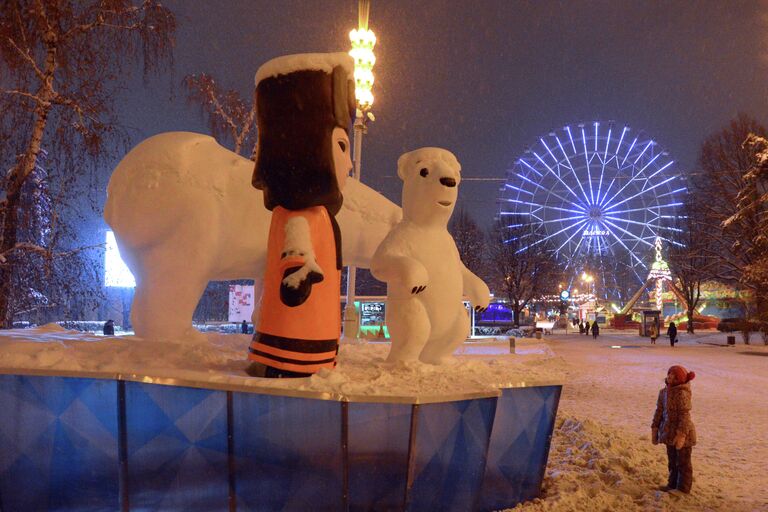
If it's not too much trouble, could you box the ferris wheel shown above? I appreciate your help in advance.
[498,122,687,287]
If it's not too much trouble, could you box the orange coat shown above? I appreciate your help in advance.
[248,206,341,374]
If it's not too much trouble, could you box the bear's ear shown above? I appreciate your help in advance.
[396,151,416,181]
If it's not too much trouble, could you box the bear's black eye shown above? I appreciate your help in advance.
[420,168,429,177]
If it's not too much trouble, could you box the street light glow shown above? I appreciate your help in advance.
[349,27,376,109]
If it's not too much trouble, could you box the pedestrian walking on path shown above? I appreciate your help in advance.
[667,322,677,347]
[591,321,600,339]
[649,323,658,344]
[584,320,591,336]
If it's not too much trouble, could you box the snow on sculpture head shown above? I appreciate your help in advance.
[397,147,461,227]
[252,52,356,215]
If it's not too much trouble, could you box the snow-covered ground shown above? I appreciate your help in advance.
[0,324,562,399]
[1,326,766,510]
[508,330,768,512]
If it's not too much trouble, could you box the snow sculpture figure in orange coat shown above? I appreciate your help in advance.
[246,53,355,378]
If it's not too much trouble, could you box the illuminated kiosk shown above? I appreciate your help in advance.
[0,369,561,511]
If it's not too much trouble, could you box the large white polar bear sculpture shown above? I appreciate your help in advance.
[370,148,490,364]
[104,131,401,342]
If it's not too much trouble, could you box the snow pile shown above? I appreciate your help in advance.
[511,411,763,512]
[512,415,671,511]
[0,326,564,399]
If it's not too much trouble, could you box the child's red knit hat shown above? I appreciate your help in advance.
[668,365,695,383]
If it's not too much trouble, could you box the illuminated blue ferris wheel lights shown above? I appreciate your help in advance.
[657,187,688,199]
[634,140,654,164]
[638,152,662,173]
[566,126,577,153]
[608,202,683,215]
[520,159,544,177]
[515,218,590,254]
[540,138,558,163]
[499,122,686,280]
[615,126,628,157]
[602,175,677,212]
[621,136,638,166]
[504,183,534,195]
[556,221,590,253]
[594,122,598,151]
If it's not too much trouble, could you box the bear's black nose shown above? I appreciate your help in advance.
[439,177,456,187]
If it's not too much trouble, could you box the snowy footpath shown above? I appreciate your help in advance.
[508,330,768,512]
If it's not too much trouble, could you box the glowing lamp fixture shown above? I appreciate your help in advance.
[349,27,376,110]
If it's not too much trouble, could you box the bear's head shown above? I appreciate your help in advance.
[397,148,461,227]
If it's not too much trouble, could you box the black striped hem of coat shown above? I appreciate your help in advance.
[252,332,338,354]
[248,348,336,366]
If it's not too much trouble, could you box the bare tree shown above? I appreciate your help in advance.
[487,220,561,326]
[183,73,257,157]
[448,207,486,278]
[696,114,768,318]
[0,0,175,327]
[666,200,715,333]
[724,134,768,318]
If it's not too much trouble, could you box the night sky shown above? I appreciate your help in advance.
[116,0,768,229]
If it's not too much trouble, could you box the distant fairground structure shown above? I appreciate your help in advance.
[499,122,687,297]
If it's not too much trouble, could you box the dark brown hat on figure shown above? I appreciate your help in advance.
[252,53,356,215]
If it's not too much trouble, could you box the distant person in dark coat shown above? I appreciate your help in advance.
[584,320,591,335]
[667,322,678,347]
[241,320,249,334]
[579,321,584,334]
[591,321,600,339]
[103,319,115,336]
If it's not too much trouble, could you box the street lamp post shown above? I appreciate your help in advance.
[343,0,376,339]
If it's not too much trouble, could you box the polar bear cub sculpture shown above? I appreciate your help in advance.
[371,148,490,364]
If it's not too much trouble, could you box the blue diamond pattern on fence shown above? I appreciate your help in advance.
[125,382,229,511]
[232,392,344,512]
[0,375,119,512]
[478,385,561,511]
[408,397,497,512]
[347,402,412,511]
[0,371,562,512]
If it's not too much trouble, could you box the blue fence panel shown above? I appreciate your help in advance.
[0,374,119,512]
[232,392,343,511]
[347,402,412,511]
[478,385,561,511]
[124,382,229,511]
[407,397,497,512]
